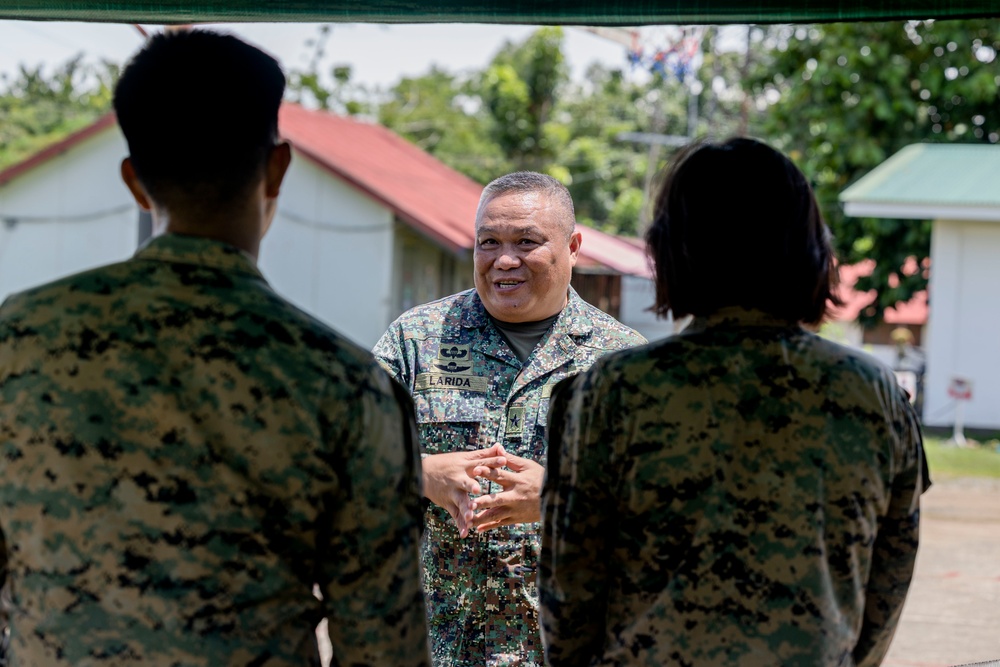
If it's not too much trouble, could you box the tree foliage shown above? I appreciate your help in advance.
[286,25,371,116]
[751,20,1000,325]
[0,56,117,171]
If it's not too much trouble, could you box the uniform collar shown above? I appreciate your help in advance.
[459,287,594,337]
[685,306,802,334]
[134,233,264,279]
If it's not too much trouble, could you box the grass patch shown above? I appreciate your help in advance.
[923,436,1000,480]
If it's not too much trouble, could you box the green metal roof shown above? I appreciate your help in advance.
[840,143,1000,221]
[3,0,1000,24]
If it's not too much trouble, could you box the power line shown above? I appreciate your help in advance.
[1,203,134,226]
[277,208,391,233]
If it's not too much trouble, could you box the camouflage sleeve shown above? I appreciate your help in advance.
[0,307,8,631]
[372,321,412,389]
[540,369,620,666]
[0,524,6,624]
[319,361,429,667]
[853,399,929,667]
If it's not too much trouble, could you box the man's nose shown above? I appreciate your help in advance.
[495,249,521,270]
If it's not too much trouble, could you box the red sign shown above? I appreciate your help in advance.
[947,377,972,401]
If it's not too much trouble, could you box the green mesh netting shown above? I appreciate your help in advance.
[3,0,999,25]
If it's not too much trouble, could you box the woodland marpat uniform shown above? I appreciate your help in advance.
[0,234,429,667]
[542,307,929,667]
[374,288,645,667]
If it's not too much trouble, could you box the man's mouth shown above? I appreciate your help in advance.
[494,280,523,291]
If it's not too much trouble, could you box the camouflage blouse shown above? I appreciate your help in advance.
[0,234,429,667]
[542,307,929,667]
[375,288,645,667]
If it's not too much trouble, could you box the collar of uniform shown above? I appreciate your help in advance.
[459,287,594,337]
[134,233,264,279]
[685,306,801,334]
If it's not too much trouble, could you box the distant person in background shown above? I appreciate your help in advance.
[0,30,429,667]
[541,137,929,667]
[374,171,646,667]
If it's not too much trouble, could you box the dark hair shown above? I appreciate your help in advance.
[477,171,576,235]
[113,30,286,213]
[645,137,841,325]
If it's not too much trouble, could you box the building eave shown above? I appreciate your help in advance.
[843,201,1000,222]
[0,114,118,188]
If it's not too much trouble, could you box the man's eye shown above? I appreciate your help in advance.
[518,239,538,246]
[479,239,498,247]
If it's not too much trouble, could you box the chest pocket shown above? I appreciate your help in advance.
[413,389,487,454]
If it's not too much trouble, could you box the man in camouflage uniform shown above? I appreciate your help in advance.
[0,31,429,667]
[541,138,929,667]
[374,172,646,667]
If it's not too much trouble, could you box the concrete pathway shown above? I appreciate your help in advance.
[882,479,1000,667]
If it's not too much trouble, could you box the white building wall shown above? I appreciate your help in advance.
[0,128,136,302]
[923,219,1000,429]
[619,275,673,343]
[260,154,395,348]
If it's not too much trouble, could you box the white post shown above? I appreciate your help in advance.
[951,400,967,446]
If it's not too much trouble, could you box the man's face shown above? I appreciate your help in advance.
[474,190,582,323]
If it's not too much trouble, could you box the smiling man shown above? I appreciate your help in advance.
[374,172,646,667]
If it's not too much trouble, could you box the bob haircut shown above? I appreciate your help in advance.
[645,137,842,325]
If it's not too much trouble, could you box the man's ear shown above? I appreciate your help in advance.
[568,229,583,266]
[264,142,292,198]
[120,158,152,211]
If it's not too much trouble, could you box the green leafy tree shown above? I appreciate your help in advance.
[0,56,117,170]
[751,20,1000,324]
[480,27,568,172]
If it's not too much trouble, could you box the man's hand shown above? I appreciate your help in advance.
[469,447,545,532]
[422,445,507,538]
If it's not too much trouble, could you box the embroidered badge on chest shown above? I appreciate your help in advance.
[435,344,473,373]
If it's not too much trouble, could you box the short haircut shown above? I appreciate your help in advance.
[113,30,286,213]
[645,137,842,325]
[476,171,576,236]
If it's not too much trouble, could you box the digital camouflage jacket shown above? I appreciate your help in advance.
[374,288,645,667]
[0,234,429,667]
[542,307,929,667]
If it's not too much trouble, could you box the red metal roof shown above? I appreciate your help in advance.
[279,103,478,254]
[832,259,928,325]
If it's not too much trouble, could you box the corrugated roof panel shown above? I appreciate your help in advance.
[841,143,1000,209]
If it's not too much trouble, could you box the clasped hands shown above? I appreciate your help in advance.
[421,444,545,538]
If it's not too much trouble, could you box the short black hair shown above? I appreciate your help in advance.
[113,30,285,213]
[645,137,842,325]
[477,171,576,236]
